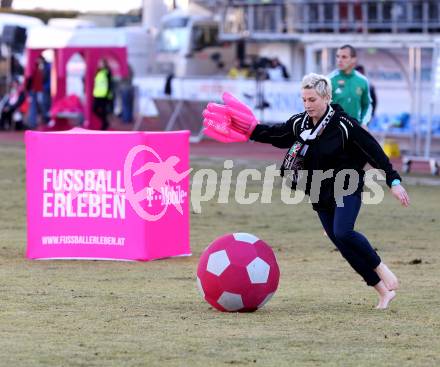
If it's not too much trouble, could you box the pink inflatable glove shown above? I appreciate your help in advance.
[222,92,259,137]
[203,125,247,143]
[202,103,248,143]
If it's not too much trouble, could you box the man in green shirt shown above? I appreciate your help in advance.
[329,45,372,127]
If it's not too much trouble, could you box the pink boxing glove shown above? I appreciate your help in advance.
[222,92,259,138]
[202,103,248,143]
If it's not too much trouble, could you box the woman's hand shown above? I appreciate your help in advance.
[222,92,259,136]
[202,103,248,143]
[391,184,410,207]
[202,93,259,143]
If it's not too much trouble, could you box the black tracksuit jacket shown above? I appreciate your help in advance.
[250,104,401,210]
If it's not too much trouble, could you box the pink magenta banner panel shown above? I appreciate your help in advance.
[25,128,191,261]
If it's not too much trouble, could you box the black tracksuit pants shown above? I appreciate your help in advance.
[93,97,109,130]
[317,193,382,286]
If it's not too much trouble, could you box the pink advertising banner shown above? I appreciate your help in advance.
[25,128,191,261]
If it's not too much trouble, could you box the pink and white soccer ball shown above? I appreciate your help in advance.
[196,233,280,312]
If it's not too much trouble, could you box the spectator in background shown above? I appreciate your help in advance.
[11,54,24,80]
[228,60,250,79]
[355,64,377,119]
[26,55,51,127]
[0,78,26,130]
[119,65,135,124]
[164,72,174,96]
[105,61,115,116]
[93,59,113,130]
[267,57,290,81]
[41,57,52,124]
[329,45,372,127]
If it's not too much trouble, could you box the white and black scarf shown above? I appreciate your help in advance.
[281,106,335,188]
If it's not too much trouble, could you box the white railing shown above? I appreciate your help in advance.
[219,0,440,37]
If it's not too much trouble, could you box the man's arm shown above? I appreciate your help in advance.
[359,80,373,126]
[370,85,377,117]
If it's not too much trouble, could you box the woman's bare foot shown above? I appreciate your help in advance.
[374,262,399,290]
[374,281,396,309]
[376,290,396,309]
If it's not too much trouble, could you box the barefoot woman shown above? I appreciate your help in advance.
[203,73,409,309]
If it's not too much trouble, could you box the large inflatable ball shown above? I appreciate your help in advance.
[196,233,280,312]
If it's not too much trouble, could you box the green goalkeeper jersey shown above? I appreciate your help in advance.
[329,69,372,126]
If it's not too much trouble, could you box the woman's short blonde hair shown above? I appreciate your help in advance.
[301,73,332,100]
